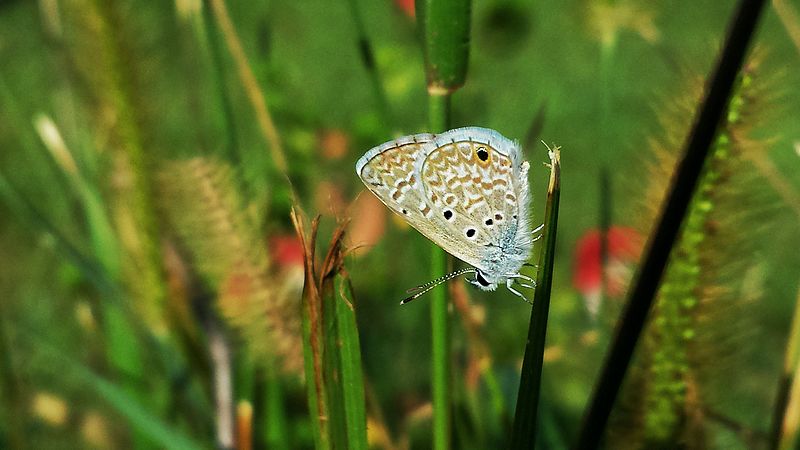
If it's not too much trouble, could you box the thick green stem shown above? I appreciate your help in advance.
[428,92,452,450]
[417,0,471,445]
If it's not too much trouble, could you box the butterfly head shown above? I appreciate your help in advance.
[468,269,499,291]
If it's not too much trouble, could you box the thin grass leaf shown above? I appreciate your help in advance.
[333,274,368,450]
[207,0,289,179]
[772,283,800,450]
[33,114,121,277]
[0,172,119,297]
[292,209,330,450]
[34,340,206,450]
[263,367,291,450]
[198,0,241,166]
[417,1,473,446]
[345,0,392,129]
[510,146,561,449]
[322,271,348,449]
[0,306,24,449]
[294,209,368,450]
[319,221,367,450]
[574,1,767,447]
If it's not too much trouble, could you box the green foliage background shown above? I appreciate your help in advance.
[0,0,799,448]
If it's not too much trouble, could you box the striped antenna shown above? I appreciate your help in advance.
[401,268,476,305]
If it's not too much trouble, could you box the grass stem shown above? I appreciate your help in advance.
[429,91,452,450]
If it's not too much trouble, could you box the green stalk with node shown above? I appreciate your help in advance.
[416,0,472,448]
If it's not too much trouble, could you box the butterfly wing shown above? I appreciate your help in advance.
[414,127,533,272]
[355,133,437,233]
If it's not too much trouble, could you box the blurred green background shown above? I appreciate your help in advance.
[1,0,799,448]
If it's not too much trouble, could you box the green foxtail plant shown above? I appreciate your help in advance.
[607,57,774,449]
[158,157,303,374]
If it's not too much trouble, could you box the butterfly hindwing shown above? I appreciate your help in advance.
[415,127,531,272]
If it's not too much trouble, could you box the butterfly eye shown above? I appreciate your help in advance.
[475,271,490,287]
[476,147,489,161]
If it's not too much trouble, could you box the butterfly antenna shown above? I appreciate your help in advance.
[401,268,476,305]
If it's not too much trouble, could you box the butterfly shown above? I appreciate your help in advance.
[355,127,540,304]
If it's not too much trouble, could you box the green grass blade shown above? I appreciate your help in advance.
[322,274,348,449]
[418,2,473,444]
[427,72,453,450]
[35,340,206,450]
[292,211,331,450]
[334,275,368,450]
[345,0,392,129]
[263,366,291,450]
[0,172,119,297]
[772,283,800,450]
[510,147,561,449]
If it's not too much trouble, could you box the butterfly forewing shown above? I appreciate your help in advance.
[356,134,436,231]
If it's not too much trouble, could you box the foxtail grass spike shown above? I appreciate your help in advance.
[574,1,767,448]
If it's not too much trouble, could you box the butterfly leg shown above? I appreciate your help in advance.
[506,280,532,304]
[531,223,545,242]
[509,273,536,286]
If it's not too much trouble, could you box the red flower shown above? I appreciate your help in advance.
[270,235,304,269]
[394,0,415,18]
[573,226,643,316]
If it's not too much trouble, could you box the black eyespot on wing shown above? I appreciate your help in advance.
[495,213,503,221]
[402,209,408,215]
[485,218,493,226]
[444,210,453,220]
[477,147,489,161]
[466,228,476,238]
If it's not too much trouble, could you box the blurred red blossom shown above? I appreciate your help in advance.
[394,0,415,18]
[270,235,304,269]
[573,226,643,317]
